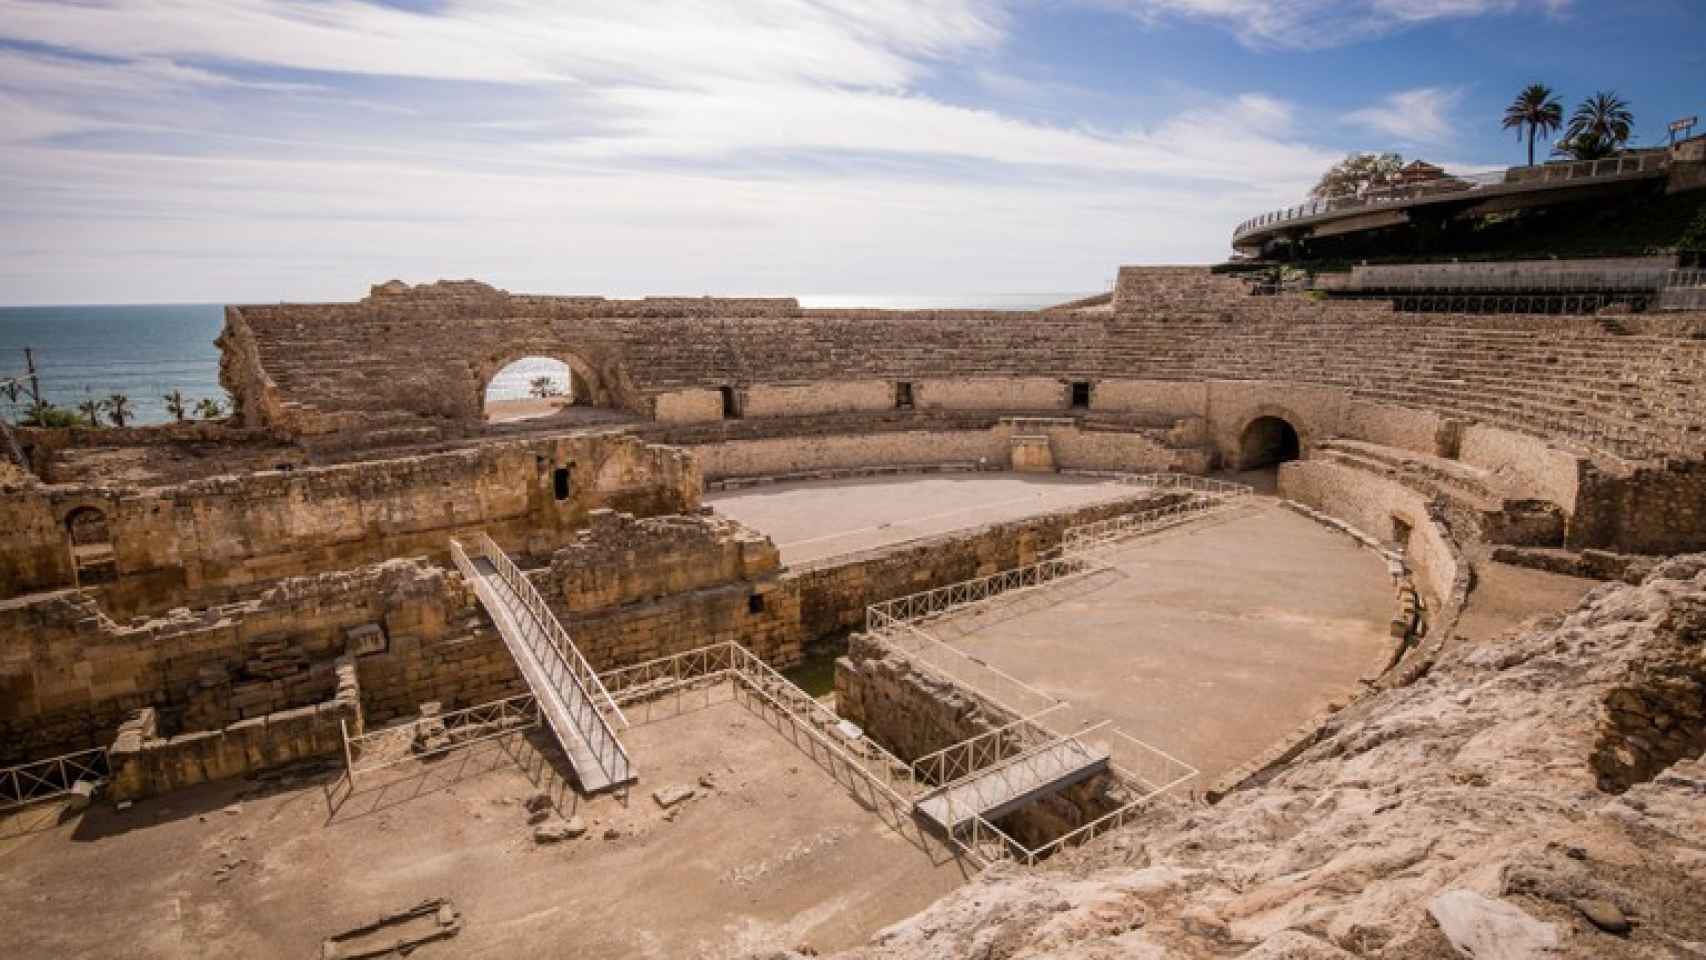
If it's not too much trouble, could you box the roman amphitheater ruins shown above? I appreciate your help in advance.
[5,147,1706,958]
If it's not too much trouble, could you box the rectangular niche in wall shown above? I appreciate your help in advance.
[553,465,572,501]
[1070,381,1092,409]
[346,622,388,657]
[894,381,914,409]
[720,386,741,419]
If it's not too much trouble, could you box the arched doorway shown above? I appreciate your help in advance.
[483,357,581,423]
[65,506,117,585]
[1239,416,1301,469]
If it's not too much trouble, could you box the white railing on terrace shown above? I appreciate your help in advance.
[341,694,540,787]
[1061,484,1250,558]
[882,618,1064,718]
[866,555,1095,636]
[451,535,632,790]
[922,720,1112,836]
[1,746,109,812]
[596,641,922,806]
[963,728,1198,867]
[1233,153,1671,241]
[911,704,1067,788]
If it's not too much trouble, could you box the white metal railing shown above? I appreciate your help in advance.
[866,555,1095,636]
[958,728,1198,867]
[911,704,1067,788]
[598,641,740,707]
[470,533,627,727]
[593,641,923,805]
[341,694,540,787]
[725,642,922,805]
[451,535,633,789]
[1,746,109,812]
[1060,490,1247,558]
[1234,153,1670,241]
[924,720,1112,835]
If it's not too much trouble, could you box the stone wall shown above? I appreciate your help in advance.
[549,508,779,612]
[0,558,455,764]
[836,631,1130,851]
[107,656,361,802]
[0,432,699,613]
[1278,459,1463,612]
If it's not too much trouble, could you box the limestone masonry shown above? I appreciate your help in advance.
[6,263,1706,959]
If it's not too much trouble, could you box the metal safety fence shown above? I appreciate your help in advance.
[1234,153,1670,241]
[1,746,109,812]
[341,694,540,789]
[450,534,633,790]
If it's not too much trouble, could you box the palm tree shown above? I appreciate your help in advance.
[103,393,132,428]
[1566,91,1634,154]
[528,375,563,399]
[1502,83,1563,167]
[163,389,188,423]
[77,397,103,428]
[194,397,224,420]
[1553,131,1618,161]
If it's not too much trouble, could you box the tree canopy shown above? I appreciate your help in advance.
[1310,152,1404,201]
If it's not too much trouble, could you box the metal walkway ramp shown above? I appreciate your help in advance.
[450,534,634,793]
[914,734,1109,835]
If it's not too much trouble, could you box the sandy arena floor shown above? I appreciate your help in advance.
[707,473,1145,565]
[1,688,966,960]
[907,500,1401,788]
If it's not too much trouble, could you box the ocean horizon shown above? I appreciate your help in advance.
[0,292,1097,425]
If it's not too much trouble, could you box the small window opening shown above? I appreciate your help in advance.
[748,593,765,614]
[894,381,914,409]
[1391,514,1413,549]
[552,466,572,501]
[1070,381,1091,409]
[720,385,741,419]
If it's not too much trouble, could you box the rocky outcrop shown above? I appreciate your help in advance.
[800,557,1706,959]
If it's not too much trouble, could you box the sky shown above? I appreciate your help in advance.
[0,0,1701,305]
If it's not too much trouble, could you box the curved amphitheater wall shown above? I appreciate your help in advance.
[1280,459,1461,612]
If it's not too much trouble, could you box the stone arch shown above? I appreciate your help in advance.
[1235,408,1306,470]
[473,347,610,421]
[63,504,117,585]
[65,505,112,546]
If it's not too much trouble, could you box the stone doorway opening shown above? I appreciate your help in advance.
[65,505,117,585]
[483,357,579,423]
[1239,416,1301,470]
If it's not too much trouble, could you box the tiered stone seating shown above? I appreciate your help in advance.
[233,280,1706,464]
[1312,439,1564,545]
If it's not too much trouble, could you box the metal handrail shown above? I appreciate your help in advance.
[866,555,1094,635]
[1,746,109,812]
[1233,153,1670,241]
[929,721,1112,835]
[342,694,540,785]
[472,532,628,728]
[451,537,632,789]
[911,704,1067,787]
[724,643,920,804]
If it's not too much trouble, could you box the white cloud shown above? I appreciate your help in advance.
[1094,0,1570,49]
[0,0,1369,302]
[1345,86,1465,144]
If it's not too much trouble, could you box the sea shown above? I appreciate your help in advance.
[0,292,1093,426]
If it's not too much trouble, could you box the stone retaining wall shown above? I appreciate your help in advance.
[108,655,361,801]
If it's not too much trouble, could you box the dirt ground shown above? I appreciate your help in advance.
[1,688,967,960]
[910,500,1400,787]
[707,473,1146,565]
[484,396,571,422]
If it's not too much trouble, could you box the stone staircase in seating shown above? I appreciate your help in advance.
[1312,439,1566,546]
